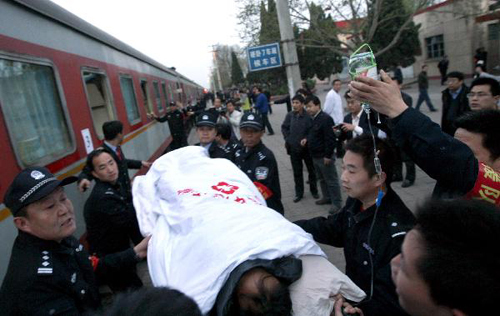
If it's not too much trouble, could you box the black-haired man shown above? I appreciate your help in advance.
[252,86,274,135]
[234,112,284,214]
[281,94,318,202]
[441,71,469,136]
[467,77,500,111]
[215,123,240,161]
[391,199,500,316]
[148,101,189,153]
[77,120,151,200]
[1,167,149,315]
[84,149,144,292]
[304,95,343,213]
[349,70,500,204]
[296,135,415,316]
[195,111,232,159]
[415,65,437,112]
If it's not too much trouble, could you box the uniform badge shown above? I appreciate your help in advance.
[202,115,208,120]
[255,167,269,180]
[31,170,45,180]
[248,114,255,120]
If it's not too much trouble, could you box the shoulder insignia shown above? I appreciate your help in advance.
[255,166,269,180]
[75,244,84,253]
[38,250,53,275]
[257,152,266,161]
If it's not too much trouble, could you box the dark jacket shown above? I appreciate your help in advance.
[0,232,139,315]
[211,256,302,316]
[391,107,478,199]
[281,110,312,153]
[234,141,284,214]
[343,111,378,141]
[441,85,470,136]
[295,188,415,316]
[196,141,233,160]
[307,111,336,159]
[78,142,142,201]
[156,109,186,138]
[418,71,429,90]
[84,180,142,255]
[254,93,269,114]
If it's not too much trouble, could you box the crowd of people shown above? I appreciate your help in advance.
[1,60,500,316]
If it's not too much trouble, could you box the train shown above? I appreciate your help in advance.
[0,0,204,281]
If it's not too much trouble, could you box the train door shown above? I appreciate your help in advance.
[81,68,116,139]
[140,79,153,115]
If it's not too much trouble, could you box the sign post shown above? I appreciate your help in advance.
[247,43,282,72]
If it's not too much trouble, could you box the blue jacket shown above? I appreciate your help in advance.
[254,93,269,114]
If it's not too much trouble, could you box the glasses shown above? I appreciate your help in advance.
[467,92,492,98]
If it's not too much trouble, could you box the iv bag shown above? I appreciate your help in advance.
[348,44,378,80]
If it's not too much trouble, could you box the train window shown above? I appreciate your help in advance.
[82,69,116,139]
[140,79,153,115]
[0,57,74,166]
[119,75,141,124]
[161,82,168,105]
[152,81,162,112]
[168,83,175,102]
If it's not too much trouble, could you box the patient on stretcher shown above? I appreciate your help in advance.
[132,146,365,315]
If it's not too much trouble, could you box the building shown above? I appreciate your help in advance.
[413,0,494,78]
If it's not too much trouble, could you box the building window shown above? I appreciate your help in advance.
[119,75,141,124]
[488,23,500,40]
[426,35,444,59]
[0,57,74,166]
[82,69,116,139]
[153,81,162,112]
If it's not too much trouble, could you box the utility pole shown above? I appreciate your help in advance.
[276,0,301,97]
[211,46,224,92]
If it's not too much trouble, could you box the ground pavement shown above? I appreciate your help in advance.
[139,78,446,284]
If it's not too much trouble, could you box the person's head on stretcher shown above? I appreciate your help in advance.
[233,268,291,316]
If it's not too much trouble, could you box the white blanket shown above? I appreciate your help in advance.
[132,146,354,314]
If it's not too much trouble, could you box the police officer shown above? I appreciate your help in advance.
[77,120,151,201]
[148,101,189,153]
[195,111,232,159]
[0,167,150,315]
[234,113,284,214]
[84,149,144,292]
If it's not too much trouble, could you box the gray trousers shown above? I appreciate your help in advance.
[312,157,343,208]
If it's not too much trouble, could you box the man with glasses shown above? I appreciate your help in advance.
[440,71,469,136]
[467,77,500,111]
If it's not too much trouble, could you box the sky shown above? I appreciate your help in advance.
[50,0,243,88]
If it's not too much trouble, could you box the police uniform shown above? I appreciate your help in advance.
[1,167,140,315]
[84,179,143,292]
[156,103,188,152]
[78,142,142,202]
[234,113,284,214]
[295,188,415,316]
[195,111,233,160]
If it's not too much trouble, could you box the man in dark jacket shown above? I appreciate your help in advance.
[349,70,500,205]
[441,71,470,136]
[148,101,188,153]
[234,112,284,214]
[84,149,144,292]
[437,55,449,85]
[415,65,437,112]
[1,167,149,315]
[281,94,318,202]
[295,136,415,316]
[304,95,342,213]
[252,86,274,135]
[77,120,151,200]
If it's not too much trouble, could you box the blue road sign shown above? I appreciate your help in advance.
[247,43,282,72]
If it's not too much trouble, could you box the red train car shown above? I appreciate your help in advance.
[0,0,203,281]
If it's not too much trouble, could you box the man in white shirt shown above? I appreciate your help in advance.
[224,99,243,139]
[323,79,344,125]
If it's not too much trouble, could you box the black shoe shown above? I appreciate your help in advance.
[315,199,332,205]
[430,109,437,112]
[311,192,319,199]
[293,196,303,203]
[401,179,414,188]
